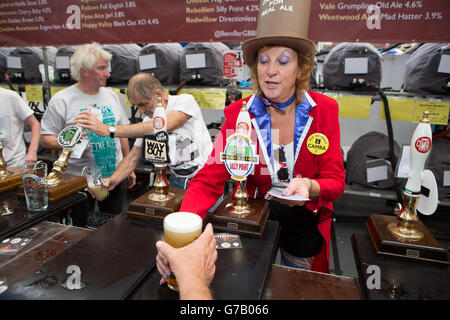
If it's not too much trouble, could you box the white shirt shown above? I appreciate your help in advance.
[0,87,34,167]
[135,94,212,177]
[41,85,130,176]
[272,142,294,187]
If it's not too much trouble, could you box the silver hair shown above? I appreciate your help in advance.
[70,42,112,81]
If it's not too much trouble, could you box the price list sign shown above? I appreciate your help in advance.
[0,0,259,47]
[0,0,448,47]
[309,0,450,42]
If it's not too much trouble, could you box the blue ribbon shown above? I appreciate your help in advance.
[261,94,295,112]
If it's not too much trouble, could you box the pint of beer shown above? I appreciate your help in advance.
[82,166,109,201]
[87,183,109,201]
[163,211,203,291]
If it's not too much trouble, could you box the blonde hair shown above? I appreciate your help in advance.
[70,42,112,81]
[249,46,314,105]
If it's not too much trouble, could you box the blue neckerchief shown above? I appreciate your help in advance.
[261,94,295,112]
[248,93,314,164]
[249,95,272,158]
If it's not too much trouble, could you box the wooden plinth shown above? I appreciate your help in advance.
[0,167,23,193]
[17,174,87,202]
[126,187,186,222]
[207,194,269,238]
[366,214,449,265]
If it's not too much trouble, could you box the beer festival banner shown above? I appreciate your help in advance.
[0,0,448,47]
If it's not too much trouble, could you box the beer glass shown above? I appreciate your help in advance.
[82,166,109,201]
[22,161,48,212]
[163,211,203,291]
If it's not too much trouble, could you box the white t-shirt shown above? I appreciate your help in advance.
[0,87,34,167]
[41,85,130,176]
[272,142,294,187]
[135,94,213,177]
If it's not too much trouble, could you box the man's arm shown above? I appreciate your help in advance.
[155,223,217,300]
[75,110,191,138]
[40,134,61,150]
[102,145,141,190]
[24,115,41,164]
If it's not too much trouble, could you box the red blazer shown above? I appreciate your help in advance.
[180,91,345,273]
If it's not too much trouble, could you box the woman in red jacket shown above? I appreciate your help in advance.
[180,1,345,273]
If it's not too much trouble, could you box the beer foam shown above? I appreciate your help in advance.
[164,212,202,233]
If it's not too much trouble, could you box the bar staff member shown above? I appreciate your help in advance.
[75,72,212,190]
[0,87,41,167]
[40,43,133,215]
[176,0,345,273]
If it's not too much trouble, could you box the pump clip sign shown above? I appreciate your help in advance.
[220,133,258,181]
[142,132,170,164]
[223,51,243,80]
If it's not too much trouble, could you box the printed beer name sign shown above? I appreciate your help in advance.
[57,125,82,148]
[220,133,258,180]
[142,132,170,164]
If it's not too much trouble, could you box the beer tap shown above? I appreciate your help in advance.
[46,125,82,186]
[147,96,174,202]
[387,111,438,241]
[226,101,257,217]
[0,140,8,179]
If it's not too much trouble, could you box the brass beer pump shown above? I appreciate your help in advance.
[0,140,8,179]
[17,125,87,202]
[225,102,255,217]
[387,112,429,241]
[0,140,23,193]
[127,96,186,221]
[226,179,254,217]
[147,97,175,203]
[0,141,16,215]
[46,148,72,186]
[210,101,269,237]
[365,111,448,265]
[147,164,175,202]
[387,190,423,241]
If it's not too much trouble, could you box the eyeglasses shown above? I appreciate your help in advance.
[274,146,289,181]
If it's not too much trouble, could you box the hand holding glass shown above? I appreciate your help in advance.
[163,212,203,291]
[82,166,109,201]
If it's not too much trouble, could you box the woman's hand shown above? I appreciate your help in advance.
[266,177,312,207]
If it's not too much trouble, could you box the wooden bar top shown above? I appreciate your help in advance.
[265,264,361,300]
[0,221,92,288]
[1,213,159,300]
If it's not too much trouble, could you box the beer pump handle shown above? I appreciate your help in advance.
[404,112,432,194]
[151,96,169,168]
[153,97,167,133]
[404,111,438,215]
[47,126,83,184]
[236,101,252,138]
[0,139,7,177]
